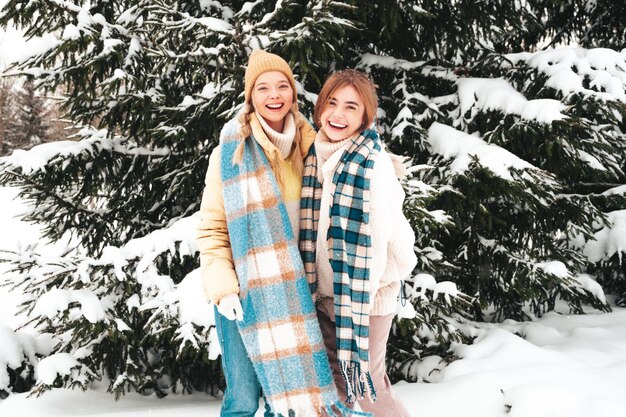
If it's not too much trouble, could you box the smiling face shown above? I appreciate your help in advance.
[319,84,365,142]
[251,71,294,132]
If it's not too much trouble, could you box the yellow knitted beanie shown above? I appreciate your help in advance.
[244,49,297,104]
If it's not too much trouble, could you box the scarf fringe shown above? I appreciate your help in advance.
[339,360,377,404]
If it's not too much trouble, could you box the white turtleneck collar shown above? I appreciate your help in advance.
[313,130,361,183]
[314,129,360,168]
[255,112,296,159]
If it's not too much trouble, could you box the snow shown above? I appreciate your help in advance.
[101,39,125,57]
[179,95,202,108]
[176,269,213,329]
[37,353,79,385]
[427,122,543,181]
[602,184,626,196]
[574,274,607,304]
[412,273,436,289]
[505,384,579,417]
[360,53,426,71]
[0,326,56,390]
[200,82,223,100]
[0,326,24,389]
[32,288,109,324]
[237,0,264,16]
[534,261,569,278]
[397,300,417,319]
[0,186,625,415]
[583,209,626,263]
[1,388,223,416]
[359,53,458,84]
[61,24,80,40]
[1,128,170,175]
[457,78,567,123]
[174,269,219,357]
[113,319,131,332]
[196,17,233,33]
[578,149,606,171]
[117,7,141,26]
[31,288,74,321]
[101,213,199,266]
[405,274,460,308]
[124,36,142,67]
[461,310,626,416]
[506,47,626,102]
[432,281,459,301]
[0,307,625,416]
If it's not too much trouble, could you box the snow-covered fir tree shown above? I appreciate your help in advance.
[343,0,625,369]
[389,49,626,321]
[0,0,624,396]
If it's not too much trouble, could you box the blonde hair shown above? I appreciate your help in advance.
[232,101,304,190]
[314,69,378,131]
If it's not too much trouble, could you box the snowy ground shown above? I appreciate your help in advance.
[1,185,625,417]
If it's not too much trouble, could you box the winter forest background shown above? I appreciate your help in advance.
[0,0,625,414]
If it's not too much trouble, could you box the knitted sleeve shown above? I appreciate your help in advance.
[368,151,417,295]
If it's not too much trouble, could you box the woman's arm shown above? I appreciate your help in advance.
[368,150,417,296]
[196,146,239,304]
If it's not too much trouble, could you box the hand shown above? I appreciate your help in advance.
[217,293,244,321]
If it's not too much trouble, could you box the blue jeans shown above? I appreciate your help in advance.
[214,306,274,417]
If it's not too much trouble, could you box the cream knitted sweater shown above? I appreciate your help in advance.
[314,133,417,318]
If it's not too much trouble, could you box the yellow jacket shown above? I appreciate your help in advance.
[197,113,316,304]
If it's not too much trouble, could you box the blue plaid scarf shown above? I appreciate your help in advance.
[219,118,368,417]
[299,129,381,403]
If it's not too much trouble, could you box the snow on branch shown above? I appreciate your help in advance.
[506,47,626,102]
[0,326,54,392]
[427,122,554,183]
[359,53,458,82]
[574,274,607,304]
[602,185,626,196]
[36,353,79,385]
[98,213,198,270]
[157,11,233,34]
[532,260,607,304]
[3,212,207,342]
[457,78,567,123]
[33,288,111,324]
[360,53,427,71]
[251,0,288,29]
[92,213,212,352]
[410,273,462,304]
[583,210,626,263]
[235,0,263,17]
[1,127,171,175]
[49,0,82,13]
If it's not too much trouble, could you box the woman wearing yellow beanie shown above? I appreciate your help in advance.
[197,51,361,417]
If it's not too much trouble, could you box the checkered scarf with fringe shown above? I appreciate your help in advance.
[219,118,370,417]
[299,128,381,404]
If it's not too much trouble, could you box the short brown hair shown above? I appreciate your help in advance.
[313,69,378,130]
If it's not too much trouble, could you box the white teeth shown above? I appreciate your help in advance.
[266,104,283,109]
[329,121,347,129]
